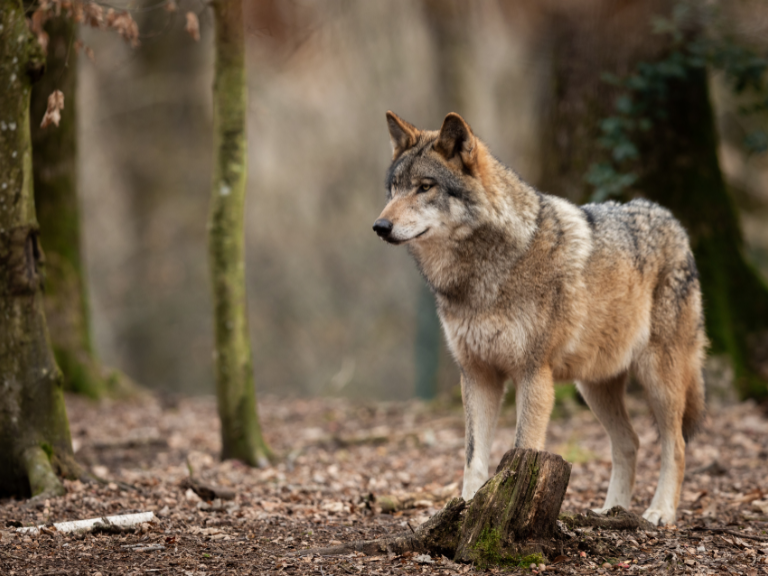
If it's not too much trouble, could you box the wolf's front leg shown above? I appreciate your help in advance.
[513,366,555,450]
[461,367,504,500]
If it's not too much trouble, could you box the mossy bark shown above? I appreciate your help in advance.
[0,0,85,499]
[29,15,120,399]
[454,449,571,563]
[209,0,271,466]
[538,1,768,399]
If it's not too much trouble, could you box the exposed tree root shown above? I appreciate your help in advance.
[558,507,655,532]
[291,497,466,558]
[22,446,65,500]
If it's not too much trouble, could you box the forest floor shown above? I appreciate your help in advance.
[0,391,767,575]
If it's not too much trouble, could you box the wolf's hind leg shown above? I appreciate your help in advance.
[635,353,687,526]
[461,367,504,500]
[513,366,555,450]
[577,372,638,513]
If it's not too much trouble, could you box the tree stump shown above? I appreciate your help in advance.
[294,448,571,564]
[454,448,571,563]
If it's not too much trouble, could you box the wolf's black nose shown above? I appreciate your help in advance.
[373,218,393,237]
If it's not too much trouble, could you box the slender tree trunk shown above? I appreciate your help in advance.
[209,0,271,466]
[538,0,768,399]
[0,0,84,498]
[29,15,119,398]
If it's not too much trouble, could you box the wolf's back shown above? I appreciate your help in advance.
[581,198,706,440]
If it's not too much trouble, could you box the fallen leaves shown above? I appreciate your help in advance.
[40,90,64,128]
[0,395,765,575]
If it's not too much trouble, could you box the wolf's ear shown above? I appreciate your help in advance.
[386,111,419,159]
[435,113,477,169]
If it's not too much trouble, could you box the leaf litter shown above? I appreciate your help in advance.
[0,393,766,574]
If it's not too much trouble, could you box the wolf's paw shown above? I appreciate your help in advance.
[642,507,676,526]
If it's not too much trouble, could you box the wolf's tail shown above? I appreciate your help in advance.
[682,366,706,443]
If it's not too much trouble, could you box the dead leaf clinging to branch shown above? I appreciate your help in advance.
[105,9,140,48]
[41,90,65,129]
[186,12,200,42]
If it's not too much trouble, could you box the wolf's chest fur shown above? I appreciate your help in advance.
[439,299,537,376]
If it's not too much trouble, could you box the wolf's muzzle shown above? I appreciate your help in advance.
[373,218,393,238]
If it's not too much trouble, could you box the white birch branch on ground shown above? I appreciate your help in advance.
[17,511,155,536]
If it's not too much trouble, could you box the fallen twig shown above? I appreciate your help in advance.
[691,526,768,542]
[91,437,168,450]
[17,511,155,536]
[180,477,236,501]
[122,543,166,552]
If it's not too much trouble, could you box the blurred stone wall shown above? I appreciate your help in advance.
[76,0,768,398]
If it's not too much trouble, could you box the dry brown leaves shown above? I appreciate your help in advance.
[40,90,64,129]
[0,394,766,575]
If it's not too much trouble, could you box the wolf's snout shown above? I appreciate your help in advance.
[373,218,393,238]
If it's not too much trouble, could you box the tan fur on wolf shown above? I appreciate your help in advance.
[375,111,707,526]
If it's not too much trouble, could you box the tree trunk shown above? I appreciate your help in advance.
[538,0,768,399]
[209,0,271,466]
[0,0,84,499]
[29,15,122,399]
[294,449,572,565]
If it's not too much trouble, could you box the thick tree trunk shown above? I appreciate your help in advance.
[0,0,84,499]
[295,449,572,565]
[209,0,271,466]
[29,15,123,399]
[538,0,768,399]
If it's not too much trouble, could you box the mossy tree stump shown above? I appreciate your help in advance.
[454,448,571,563]
[295,449,572,564]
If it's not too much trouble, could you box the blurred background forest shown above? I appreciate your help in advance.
[61,0,768,401]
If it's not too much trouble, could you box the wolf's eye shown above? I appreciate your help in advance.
[419,183,433,192]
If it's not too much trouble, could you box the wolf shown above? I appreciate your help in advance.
[373,111,707,526]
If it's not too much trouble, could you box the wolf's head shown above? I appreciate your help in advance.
[375,112,540,296]
[373,111,492,246]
